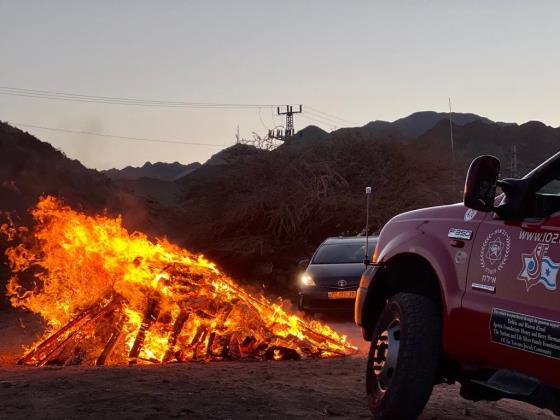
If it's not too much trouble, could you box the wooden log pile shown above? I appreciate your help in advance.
[6,197,356,367]
[18,285,356,366]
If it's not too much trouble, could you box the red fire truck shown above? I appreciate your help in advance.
[356,154,560,418]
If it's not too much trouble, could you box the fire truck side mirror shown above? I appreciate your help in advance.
[464,155,500,212]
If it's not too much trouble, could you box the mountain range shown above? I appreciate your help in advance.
[362,111,495,137]
[104,111,499,181]
[1,111,558,299]
[103,161,201,182]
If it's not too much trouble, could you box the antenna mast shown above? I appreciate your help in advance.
[511,143,518,177]
[449,98,457,197]
[364,186,372,264]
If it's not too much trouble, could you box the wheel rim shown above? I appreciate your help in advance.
[371,317,401,392]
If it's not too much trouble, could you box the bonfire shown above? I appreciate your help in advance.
[3,197,356,366]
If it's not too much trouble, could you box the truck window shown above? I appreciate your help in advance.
[530,177,560,218]
[538,178,560,195]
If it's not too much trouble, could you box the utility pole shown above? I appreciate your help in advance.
[269,105,302,140]
[510,143,518,177]
[448,98,457,198]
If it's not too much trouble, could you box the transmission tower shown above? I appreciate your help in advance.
[269,105,302,140]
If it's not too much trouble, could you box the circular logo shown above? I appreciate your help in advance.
[464,209,478,222]
[337,279,348,287]
[480,229,511,275]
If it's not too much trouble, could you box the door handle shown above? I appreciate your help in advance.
[522,221,543,229]
[522,221,560,231]
[449,239,465,248]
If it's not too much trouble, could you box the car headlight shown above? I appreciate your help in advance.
[300,273,316,287]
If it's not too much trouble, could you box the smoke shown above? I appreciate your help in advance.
[58,117,106,170]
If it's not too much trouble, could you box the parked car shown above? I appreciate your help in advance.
[355,153,560,418]
[298,236,377,314]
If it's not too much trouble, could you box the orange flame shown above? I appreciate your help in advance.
[5,196,356,365]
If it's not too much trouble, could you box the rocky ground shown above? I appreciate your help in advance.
[0,309,555,419]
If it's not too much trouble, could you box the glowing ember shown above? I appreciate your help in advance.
[4,197,356,366]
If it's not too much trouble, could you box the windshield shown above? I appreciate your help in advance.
[312,241,376,264]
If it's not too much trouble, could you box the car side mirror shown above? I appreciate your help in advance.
[464,155,500,212]
[298,258,310,268]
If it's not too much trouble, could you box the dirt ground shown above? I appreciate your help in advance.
[0,309,556,419]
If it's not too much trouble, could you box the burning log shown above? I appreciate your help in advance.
[239,336,257,357]
[191,326,208,360]
[189,326,206,347]
[228,334,240,359]
[205,332,216,357]
[96,310,126,366]
[64,347,87,366]
[18,299,118,366]
[217,301,236,322]
[299,324,355,351]
[38,300,120,366]
[217,334,232,359]
[265,346,301,361]
[128,295,161,365]
[162,309,189,363]
[254,343,270,359]
[17,305,97,365]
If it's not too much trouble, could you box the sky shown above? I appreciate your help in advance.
[0,1,559,170]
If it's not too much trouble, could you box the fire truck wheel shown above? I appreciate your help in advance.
[366,292,441,419]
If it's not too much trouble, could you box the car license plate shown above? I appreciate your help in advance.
[327,290,357,299]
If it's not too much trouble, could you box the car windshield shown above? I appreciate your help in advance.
[312,241,376,264]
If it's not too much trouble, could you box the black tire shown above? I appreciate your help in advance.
[366,292,441,419]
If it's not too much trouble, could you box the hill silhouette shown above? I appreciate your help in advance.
[103,161,201,181]
[362,111,493,138]
[418,119,560,176]
[0,112,558,298]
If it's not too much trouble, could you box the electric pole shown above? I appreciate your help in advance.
[269,105,302,140]
[510,143,518,177]
[448,98,457,198]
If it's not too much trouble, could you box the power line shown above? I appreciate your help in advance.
[0,86,275,107]
[0,87,358,127]
[304,109,348,127]
[0,86,277,109]
[257,107,269,130]
[306,107,356,126]
[305,105,357,125]
[0,92,273,109]
[12,122,231,147]
[299,113,338,130]
[1,86,359,134]
[298,108,345,128]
